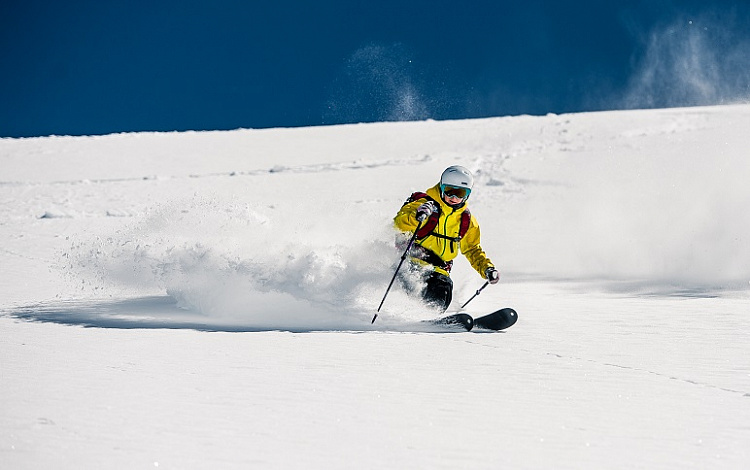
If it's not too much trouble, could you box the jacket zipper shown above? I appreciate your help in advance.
[442,208,456,255]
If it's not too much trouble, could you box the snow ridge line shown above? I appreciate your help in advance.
[0,247,43,261]
[0,154,432,187]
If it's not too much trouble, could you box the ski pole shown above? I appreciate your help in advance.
[460,281,489,309]
[372,218,426,324]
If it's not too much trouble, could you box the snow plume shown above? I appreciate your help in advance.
[324,43,430,124]
[470,110,750,293]
[623,12,750,109]
[64,196,426,330]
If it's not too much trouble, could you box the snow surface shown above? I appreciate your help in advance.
[2,105,750,469]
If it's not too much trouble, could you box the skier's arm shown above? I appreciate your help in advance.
[393,198,428,232]
[460,219,495,276]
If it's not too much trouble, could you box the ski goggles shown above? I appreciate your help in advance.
[441,184,471,200]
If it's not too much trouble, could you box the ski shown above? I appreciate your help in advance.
[424,312,474,331]
[426,308,518,332]
[473,308,518,331]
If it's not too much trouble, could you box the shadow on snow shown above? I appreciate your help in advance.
[3,296,487,334]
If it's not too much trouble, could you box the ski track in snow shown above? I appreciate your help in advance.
[548,351,750,398]
[451,326,750,399]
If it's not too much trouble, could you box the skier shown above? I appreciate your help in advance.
[393,165,499,312]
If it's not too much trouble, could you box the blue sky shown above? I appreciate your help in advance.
[1,0,748,137]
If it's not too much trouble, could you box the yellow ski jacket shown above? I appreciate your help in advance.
[394,184,494,277]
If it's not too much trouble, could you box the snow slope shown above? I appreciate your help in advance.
[1,105,749,469]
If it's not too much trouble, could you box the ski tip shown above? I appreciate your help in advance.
[474,307,518,331]
[371,314,378,324]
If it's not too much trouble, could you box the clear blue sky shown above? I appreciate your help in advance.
[1,0,748,137]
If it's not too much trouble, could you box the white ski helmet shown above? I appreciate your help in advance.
[440,165,474,203]
[440,165,474,189]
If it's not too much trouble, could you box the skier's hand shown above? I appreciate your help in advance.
[485,267,500,284]
[415,201,436,222]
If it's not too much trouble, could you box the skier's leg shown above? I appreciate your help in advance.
[421,271,453,312]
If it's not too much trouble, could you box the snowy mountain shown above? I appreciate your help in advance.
[2,105,749,468]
